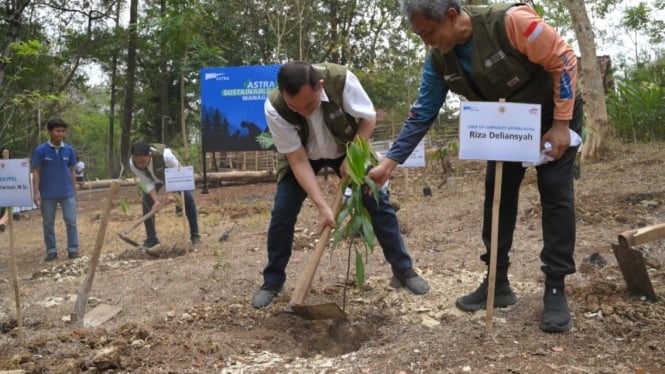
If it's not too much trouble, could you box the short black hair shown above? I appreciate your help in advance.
[130,141,152,156]
[277,61,321,96]
[47,118,68,130]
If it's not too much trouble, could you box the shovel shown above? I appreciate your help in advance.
[117,204,166,247]
[288,183,347,322]
[611,222,665,302]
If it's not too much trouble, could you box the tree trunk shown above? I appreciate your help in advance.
[108,0,122,179]
[180,48,190,165]
[78,170,276,190]
[159,0,169,144]
[565,0,609,161]
[120,0,140,173]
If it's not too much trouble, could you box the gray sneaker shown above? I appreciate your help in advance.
[391,268,430,295]
[142,238,161,256]
[251,284,282,308]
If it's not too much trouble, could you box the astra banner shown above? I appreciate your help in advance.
[200,65,280,152]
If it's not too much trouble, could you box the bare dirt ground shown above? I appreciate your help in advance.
[1,141,665,373]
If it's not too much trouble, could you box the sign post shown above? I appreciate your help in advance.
[0,158,32,345]
[459,100,541,329]
[165,166,196,250]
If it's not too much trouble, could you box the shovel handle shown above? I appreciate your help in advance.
[120,203,166,235]
[289,183,345,306]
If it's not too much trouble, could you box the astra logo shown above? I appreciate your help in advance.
[204,73,229,81]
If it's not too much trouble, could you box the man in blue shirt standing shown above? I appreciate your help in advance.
[32,118,79,262]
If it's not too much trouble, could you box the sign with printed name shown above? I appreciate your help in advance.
[459,102,541,162]
[164,166,195,192]
[0,159,33,207]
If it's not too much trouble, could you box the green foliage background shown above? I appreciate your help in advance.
[2,0,665,179]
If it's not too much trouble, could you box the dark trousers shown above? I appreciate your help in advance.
[142,184,199,240]
[262,157,413,287]
[480,98,584,284]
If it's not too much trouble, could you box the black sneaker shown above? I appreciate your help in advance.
[456,277,517,312]
[44,253,58,262]
[391,268,430,295]
[540,286,573,333]
[0,224,5,232]
[68,251,79,260]
[251,284,282,308]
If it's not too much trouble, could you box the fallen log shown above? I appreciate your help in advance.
[78,170,276,190]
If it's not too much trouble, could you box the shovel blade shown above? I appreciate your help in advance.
[117,232,140,247]
[290,303,347,321]
[611,243,657,301]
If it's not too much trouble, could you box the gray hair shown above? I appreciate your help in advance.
[400,0,461,22]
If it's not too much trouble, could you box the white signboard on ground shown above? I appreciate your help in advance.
[0,159,33,207]
[164,166,195,192]
[459,102,541,162]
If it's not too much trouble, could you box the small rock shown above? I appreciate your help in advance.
[181,312,194,322]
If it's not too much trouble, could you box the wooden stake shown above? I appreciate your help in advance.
[75,182,119,326]
[485,161,502,330]
[8,207,24,345]
[181,191,189,252]
[486,98,506,330]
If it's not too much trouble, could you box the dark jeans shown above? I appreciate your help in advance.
[262,157,413,287]
[142,184,199,240]
[480,98,584,284]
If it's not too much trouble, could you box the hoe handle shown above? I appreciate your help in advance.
[289,184,345,306]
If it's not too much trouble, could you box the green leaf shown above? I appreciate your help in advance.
[346,142,366,185]
[120,199,129,213]
[360,214,375,250]
[347,215,363,238]
[331,208,351,250]
[355,247,365,288]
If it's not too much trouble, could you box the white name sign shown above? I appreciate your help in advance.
[459,101,541,162]
[0,159,34,207]
[164,166,195,192]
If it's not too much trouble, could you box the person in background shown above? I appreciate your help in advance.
[128,141,201,251]
[368,0,583,333]
[251,61,429,309]
[75,158,85,182]
[32,119,80,261]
